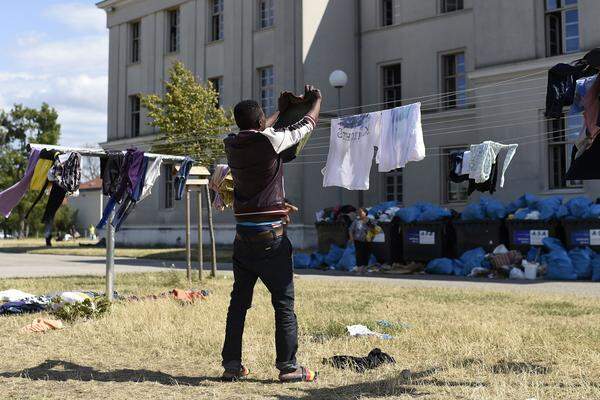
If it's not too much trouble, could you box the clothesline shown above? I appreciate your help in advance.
[318,70,547,115]
[27,143,187,163]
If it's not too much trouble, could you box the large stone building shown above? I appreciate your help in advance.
[96,0,600,247]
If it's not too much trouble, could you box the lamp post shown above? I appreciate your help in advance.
[329,70,349,206]
[329,70,348,117]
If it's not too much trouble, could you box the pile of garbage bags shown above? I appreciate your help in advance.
[426,239,600,281]
[461,197,507,221]
[315,205,357,224]
[294,243,379,272]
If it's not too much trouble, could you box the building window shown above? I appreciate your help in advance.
[547,113,583,189]
[386,170,403,203]
[382,64,402,109]
[442,52,466,109]
[164,165,174,209]
[167,9,180,53]
[130,21,140,63]
[209,77,223,107]
[211,0,224,41]
[545,0,579,56]
[443,148,469,203]
[381,0,394,26]
[258,0,274,29]
[258,66,275,115]
[441,0,464,13]
[129,95,140,137]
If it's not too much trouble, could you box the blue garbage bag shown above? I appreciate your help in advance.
[538,196,563,220]
[461,203,485,221]
[514,208,532,220]
[426,258,456,275]
[324,244,345,267]
[459,247,486,276]
[586,204,600,219]
[309,253,325,269]
[368,201,398,217]
[592,256,600,282]
[543,237,565,252]
[482,197,507,220]
[507,193,538,214]
[569,247,595,280]
[565,197,593,219]
[293,253,312,269]
[336,243,357,271]
[556,205,569,219]
[396,206,421,223]
[527,247,542,262]
[418,203,451,222]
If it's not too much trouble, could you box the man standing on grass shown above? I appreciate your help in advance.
[221,85,322,383]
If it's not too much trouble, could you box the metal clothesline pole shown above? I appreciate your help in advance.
[27,143,189,301]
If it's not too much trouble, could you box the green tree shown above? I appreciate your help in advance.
[0,103,61,237]
[141,61,233,166]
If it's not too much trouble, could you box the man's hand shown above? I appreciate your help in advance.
[278,91,292,114]
[304,85,322,102]
[285,202,299,213]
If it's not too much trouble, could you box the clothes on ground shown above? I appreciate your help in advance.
[376,102,425,172]
[489,251,523,269]
[224,116,315,222]
[20,318,64,333]
[171,288,209,302]
[0,297,51,315]
[175,156,194,201]
[323,348,396,373]
[323,104,424,190]
[468,141,518,188]
[346,324,393,340]
[0,289,36,302]
[209,164,234,211]
[0,148,41,218]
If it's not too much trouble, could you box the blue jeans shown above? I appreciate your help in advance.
[221,229,298,373]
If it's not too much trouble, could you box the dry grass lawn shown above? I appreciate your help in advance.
[0,271,599,400]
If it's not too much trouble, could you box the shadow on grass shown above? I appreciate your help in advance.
[0,359,273,386]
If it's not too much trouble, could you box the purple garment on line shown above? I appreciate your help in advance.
[114,148,145,202]
[0,148,41,218]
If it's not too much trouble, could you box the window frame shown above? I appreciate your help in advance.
[385,169,403,204]
[163,165,175,210]
[257,0,275,30]
[546,112,583,190]
[129,95,141,138]
[208,76,223,107]
[167,8,180,53]
[441,51,467,110]
[441,146,470,204]
[440,0,464,14]
[258,66,275,116]
[381,0,394,27]
[211,0,224,42]
[545,0,579,57]
[381,63,402,110]
[130,20,141,64]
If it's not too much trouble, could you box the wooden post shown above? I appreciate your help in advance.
[206,184,217,277]
[197,190,203,282]
[185,188,191,282]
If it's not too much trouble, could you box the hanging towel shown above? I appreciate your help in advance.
[0,148,41,218]
[376,102,425,172]
[468,141,518,188]
[460,151,472,175]
[209,164,234,211]
[139,156,163,201]
[322,112,382,190]
[175,157,194,201]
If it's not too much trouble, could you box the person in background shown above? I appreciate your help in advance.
[89,224,96,240]
[349,208,371,269]
[221,85,322,383]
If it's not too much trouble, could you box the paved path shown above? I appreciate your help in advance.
[1,252,598,297]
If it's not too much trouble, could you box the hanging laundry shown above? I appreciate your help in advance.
[468,156,499,195]
[545,62,595,119]
[139,156,162,201]
[376,102,425,172]
[468,141,517,188]
[112,156,149,230]
[209,164,234,211]
[460,151,472,175]
[175,156,194,201]
[448,151,469,184]
[30,149,58,191]
[100,152,125,197]
[323,112,381,190]
[41,152,82,226]
[574,74,600,158]
[0,148,41,218]
[114,149,145,203]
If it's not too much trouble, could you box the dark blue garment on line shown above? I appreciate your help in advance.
[112,156,149,231]
[97,197,117,229]
[175,157,194,201]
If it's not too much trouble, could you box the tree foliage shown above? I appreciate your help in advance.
[0,103,61,237]
[141,61,234,166]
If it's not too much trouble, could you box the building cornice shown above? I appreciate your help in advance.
[96,0,137,10]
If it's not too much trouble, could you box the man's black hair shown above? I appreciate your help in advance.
[234,100,264,130]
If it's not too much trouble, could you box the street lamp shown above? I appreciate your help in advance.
[329,70,348,116]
